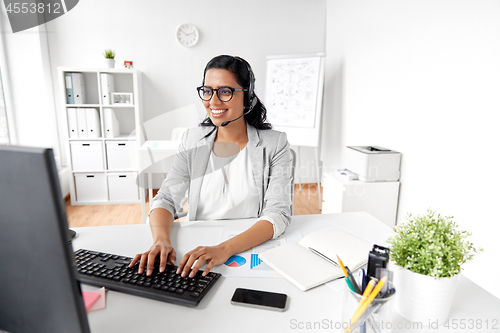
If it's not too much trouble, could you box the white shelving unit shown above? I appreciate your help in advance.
[58,67,144,206]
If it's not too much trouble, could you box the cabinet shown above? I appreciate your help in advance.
[322,170,400,227]
[58,67,144,205]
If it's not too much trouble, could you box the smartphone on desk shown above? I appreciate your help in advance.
[231,288,287,312]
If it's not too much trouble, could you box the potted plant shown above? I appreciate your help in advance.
[387,209,480,326]
[104,49,115,68]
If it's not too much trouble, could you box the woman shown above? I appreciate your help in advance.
[130,55,293,278]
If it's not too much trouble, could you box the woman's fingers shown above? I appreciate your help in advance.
[129,243,176,275]
[188,254,208,278]
[168,249,177,266]
[203,260,215,277]
[176,249,192,275]
[129,253,142,268]
[180,249,202,277]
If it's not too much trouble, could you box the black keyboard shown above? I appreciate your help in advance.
[74,249,221,307]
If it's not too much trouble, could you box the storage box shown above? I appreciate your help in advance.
[107,172,139,201]
[70,141,104,171]
[105,141,137,170]
[74,173,107,202]
[345,146,401,182]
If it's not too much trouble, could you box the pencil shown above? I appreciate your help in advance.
[345,276,388,333]
[336,254,356,292]
[336,254,348,277]
[352,279,376,315]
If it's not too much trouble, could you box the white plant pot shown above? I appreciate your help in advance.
[393,265,460,326]
[105,59,115,68]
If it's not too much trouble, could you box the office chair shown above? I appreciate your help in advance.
[290,148,296,215]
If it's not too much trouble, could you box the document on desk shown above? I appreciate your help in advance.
[259,226,372,291]
[211,229,285,278]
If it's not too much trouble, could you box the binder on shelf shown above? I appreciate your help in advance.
[100,73,115,105]
[67,108,78,138]
[86,108,101,138]
[103,108,120,138]
[76,108,88,138]
[72,73,86,104]
[65,73,74,104]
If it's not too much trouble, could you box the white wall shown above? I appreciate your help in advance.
[43,0,326,183]
[324,0,500,299]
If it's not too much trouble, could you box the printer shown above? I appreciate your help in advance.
[343,146,401,182]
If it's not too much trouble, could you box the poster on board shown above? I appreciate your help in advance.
[265,56,322,128]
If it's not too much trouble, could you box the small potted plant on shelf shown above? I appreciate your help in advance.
[387,209,480,326]
[104,49,115,68]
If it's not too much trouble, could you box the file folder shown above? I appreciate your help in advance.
[67,108,78,138]
[76,108,88,138]
[65,73,74,104]
[100,73,114,105]
[103,108,120,138]
[72,73,86,104]
[86,108,101,138]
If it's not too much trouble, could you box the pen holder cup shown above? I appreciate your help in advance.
[340,280,396,333]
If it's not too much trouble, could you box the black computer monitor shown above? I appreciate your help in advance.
[0,146,90,333]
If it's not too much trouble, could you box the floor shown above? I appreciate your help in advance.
[65,183,323,227]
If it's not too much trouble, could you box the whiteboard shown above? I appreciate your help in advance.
[265,54,325,147]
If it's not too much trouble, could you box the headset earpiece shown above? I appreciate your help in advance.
[248,93,257,111]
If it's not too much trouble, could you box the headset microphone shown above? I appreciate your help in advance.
[220,98,257,127]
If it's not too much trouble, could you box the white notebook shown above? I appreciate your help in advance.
[260,226,372,291]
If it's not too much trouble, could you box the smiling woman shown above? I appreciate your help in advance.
[130,55,294,280]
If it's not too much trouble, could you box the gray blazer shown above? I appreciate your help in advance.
[150,124,293,238]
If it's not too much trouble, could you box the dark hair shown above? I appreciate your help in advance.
[199,55,272,130]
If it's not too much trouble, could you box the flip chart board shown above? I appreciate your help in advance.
[265,54,325,147]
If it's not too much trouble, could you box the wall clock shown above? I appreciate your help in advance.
[176,23,199,47]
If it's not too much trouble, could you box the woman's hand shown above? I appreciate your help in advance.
[129,240,177,276]
[176,244,231,278]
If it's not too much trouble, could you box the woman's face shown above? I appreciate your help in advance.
[202,69,245,127]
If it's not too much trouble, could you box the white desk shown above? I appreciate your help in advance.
[72,212,500,333]
[138,140,180,222]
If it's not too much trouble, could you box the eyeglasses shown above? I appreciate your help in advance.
[196,86,248,102]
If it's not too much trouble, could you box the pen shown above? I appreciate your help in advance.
[308,247,339,267]
[346,266,361,294]
[360,268,366,291]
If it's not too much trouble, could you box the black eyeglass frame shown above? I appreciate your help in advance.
[196,85,248,102]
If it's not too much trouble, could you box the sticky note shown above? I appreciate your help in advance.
[82,291,100,311]
[87,287,106,312]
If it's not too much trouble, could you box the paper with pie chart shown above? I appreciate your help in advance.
[212,231,285,278]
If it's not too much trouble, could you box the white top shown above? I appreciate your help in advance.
[197,146,273,224]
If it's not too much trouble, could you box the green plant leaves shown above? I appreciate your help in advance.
[104,50,115,59]
[387,209,480,278]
